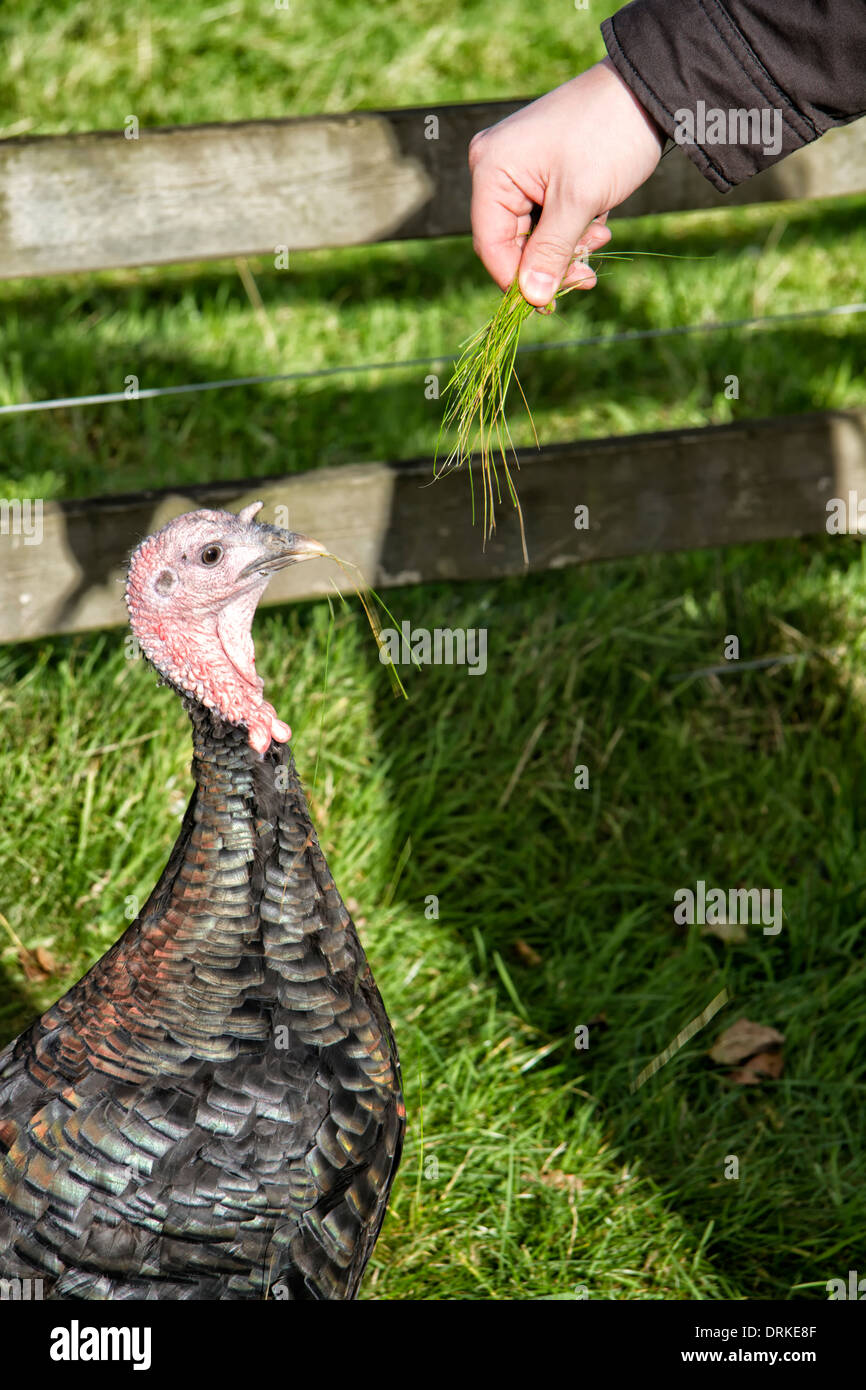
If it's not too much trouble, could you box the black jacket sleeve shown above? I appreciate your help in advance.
[601,0,866,191]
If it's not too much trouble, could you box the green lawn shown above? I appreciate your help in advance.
[0,0,864,1300]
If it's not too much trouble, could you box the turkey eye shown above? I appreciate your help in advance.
[200,544,223,566]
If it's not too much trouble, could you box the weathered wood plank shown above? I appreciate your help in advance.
[0,105,862,279]
[0,104,510,279]
[1,409,864,644]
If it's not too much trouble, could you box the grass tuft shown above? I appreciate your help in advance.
[434,250,711,559]
[434,273,539,560]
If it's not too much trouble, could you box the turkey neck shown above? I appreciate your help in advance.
[40,699,358,1080]
[185,697,271,861]
[133,696,344,1052]
[157,699,363,1057]
[182,697,321,913]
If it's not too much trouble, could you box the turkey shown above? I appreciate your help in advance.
[0,502,404,1299]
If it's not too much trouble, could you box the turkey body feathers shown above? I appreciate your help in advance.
[0,703,403,1299]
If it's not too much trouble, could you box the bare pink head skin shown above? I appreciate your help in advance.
[126,501,325,755]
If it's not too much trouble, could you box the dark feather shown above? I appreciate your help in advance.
[0,700,403,1299]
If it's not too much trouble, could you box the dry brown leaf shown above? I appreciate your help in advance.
[16,946,40,981]
[35,945,60,974]
[17,947,47,981]
[16,942,66,982]
[729,1050,785,1085]
[709,1017,785,1065]
[513,939,542,967]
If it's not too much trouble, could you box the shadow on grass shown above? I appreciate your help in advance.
[358,536,866,1299]
[0,319,861,504]
[0,963,40,1047]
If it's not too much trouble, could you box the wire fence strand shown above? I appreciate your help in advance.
[0,301,863,418]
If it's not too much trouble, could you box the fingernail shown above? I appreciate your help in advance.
[523,270,557,302]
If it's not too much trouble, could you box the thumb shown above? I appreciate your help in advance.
[518,201,596,307]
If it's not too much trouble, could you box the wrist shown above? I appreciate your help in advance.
[598,55,666,157]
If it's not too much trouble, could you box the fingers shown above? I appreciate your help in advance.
[585,212,611,249]
[469,133,535,292]
[467,127,488,173]
[469,121,612,303]
[516,197,598,307]
[470,184,532,292]
[559,215,613,290]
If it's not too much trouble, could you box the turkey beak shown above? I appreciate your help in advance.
[238,530,328,580]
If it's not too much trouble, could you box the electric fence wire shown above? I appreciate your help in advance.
[0,301,863,417]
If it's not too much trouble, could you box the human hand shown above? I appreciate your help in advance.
[468,58,665,307]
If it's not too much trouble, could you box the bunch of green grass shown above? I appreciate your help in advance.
[433,273,541,562]
[433,250,704,560]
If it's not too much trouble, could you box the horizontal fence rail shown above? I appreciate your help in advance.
[1,408,864,644]
[0,106,863,278]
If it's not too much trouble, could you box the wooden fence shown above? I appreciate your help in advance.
[0,103,864,642]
